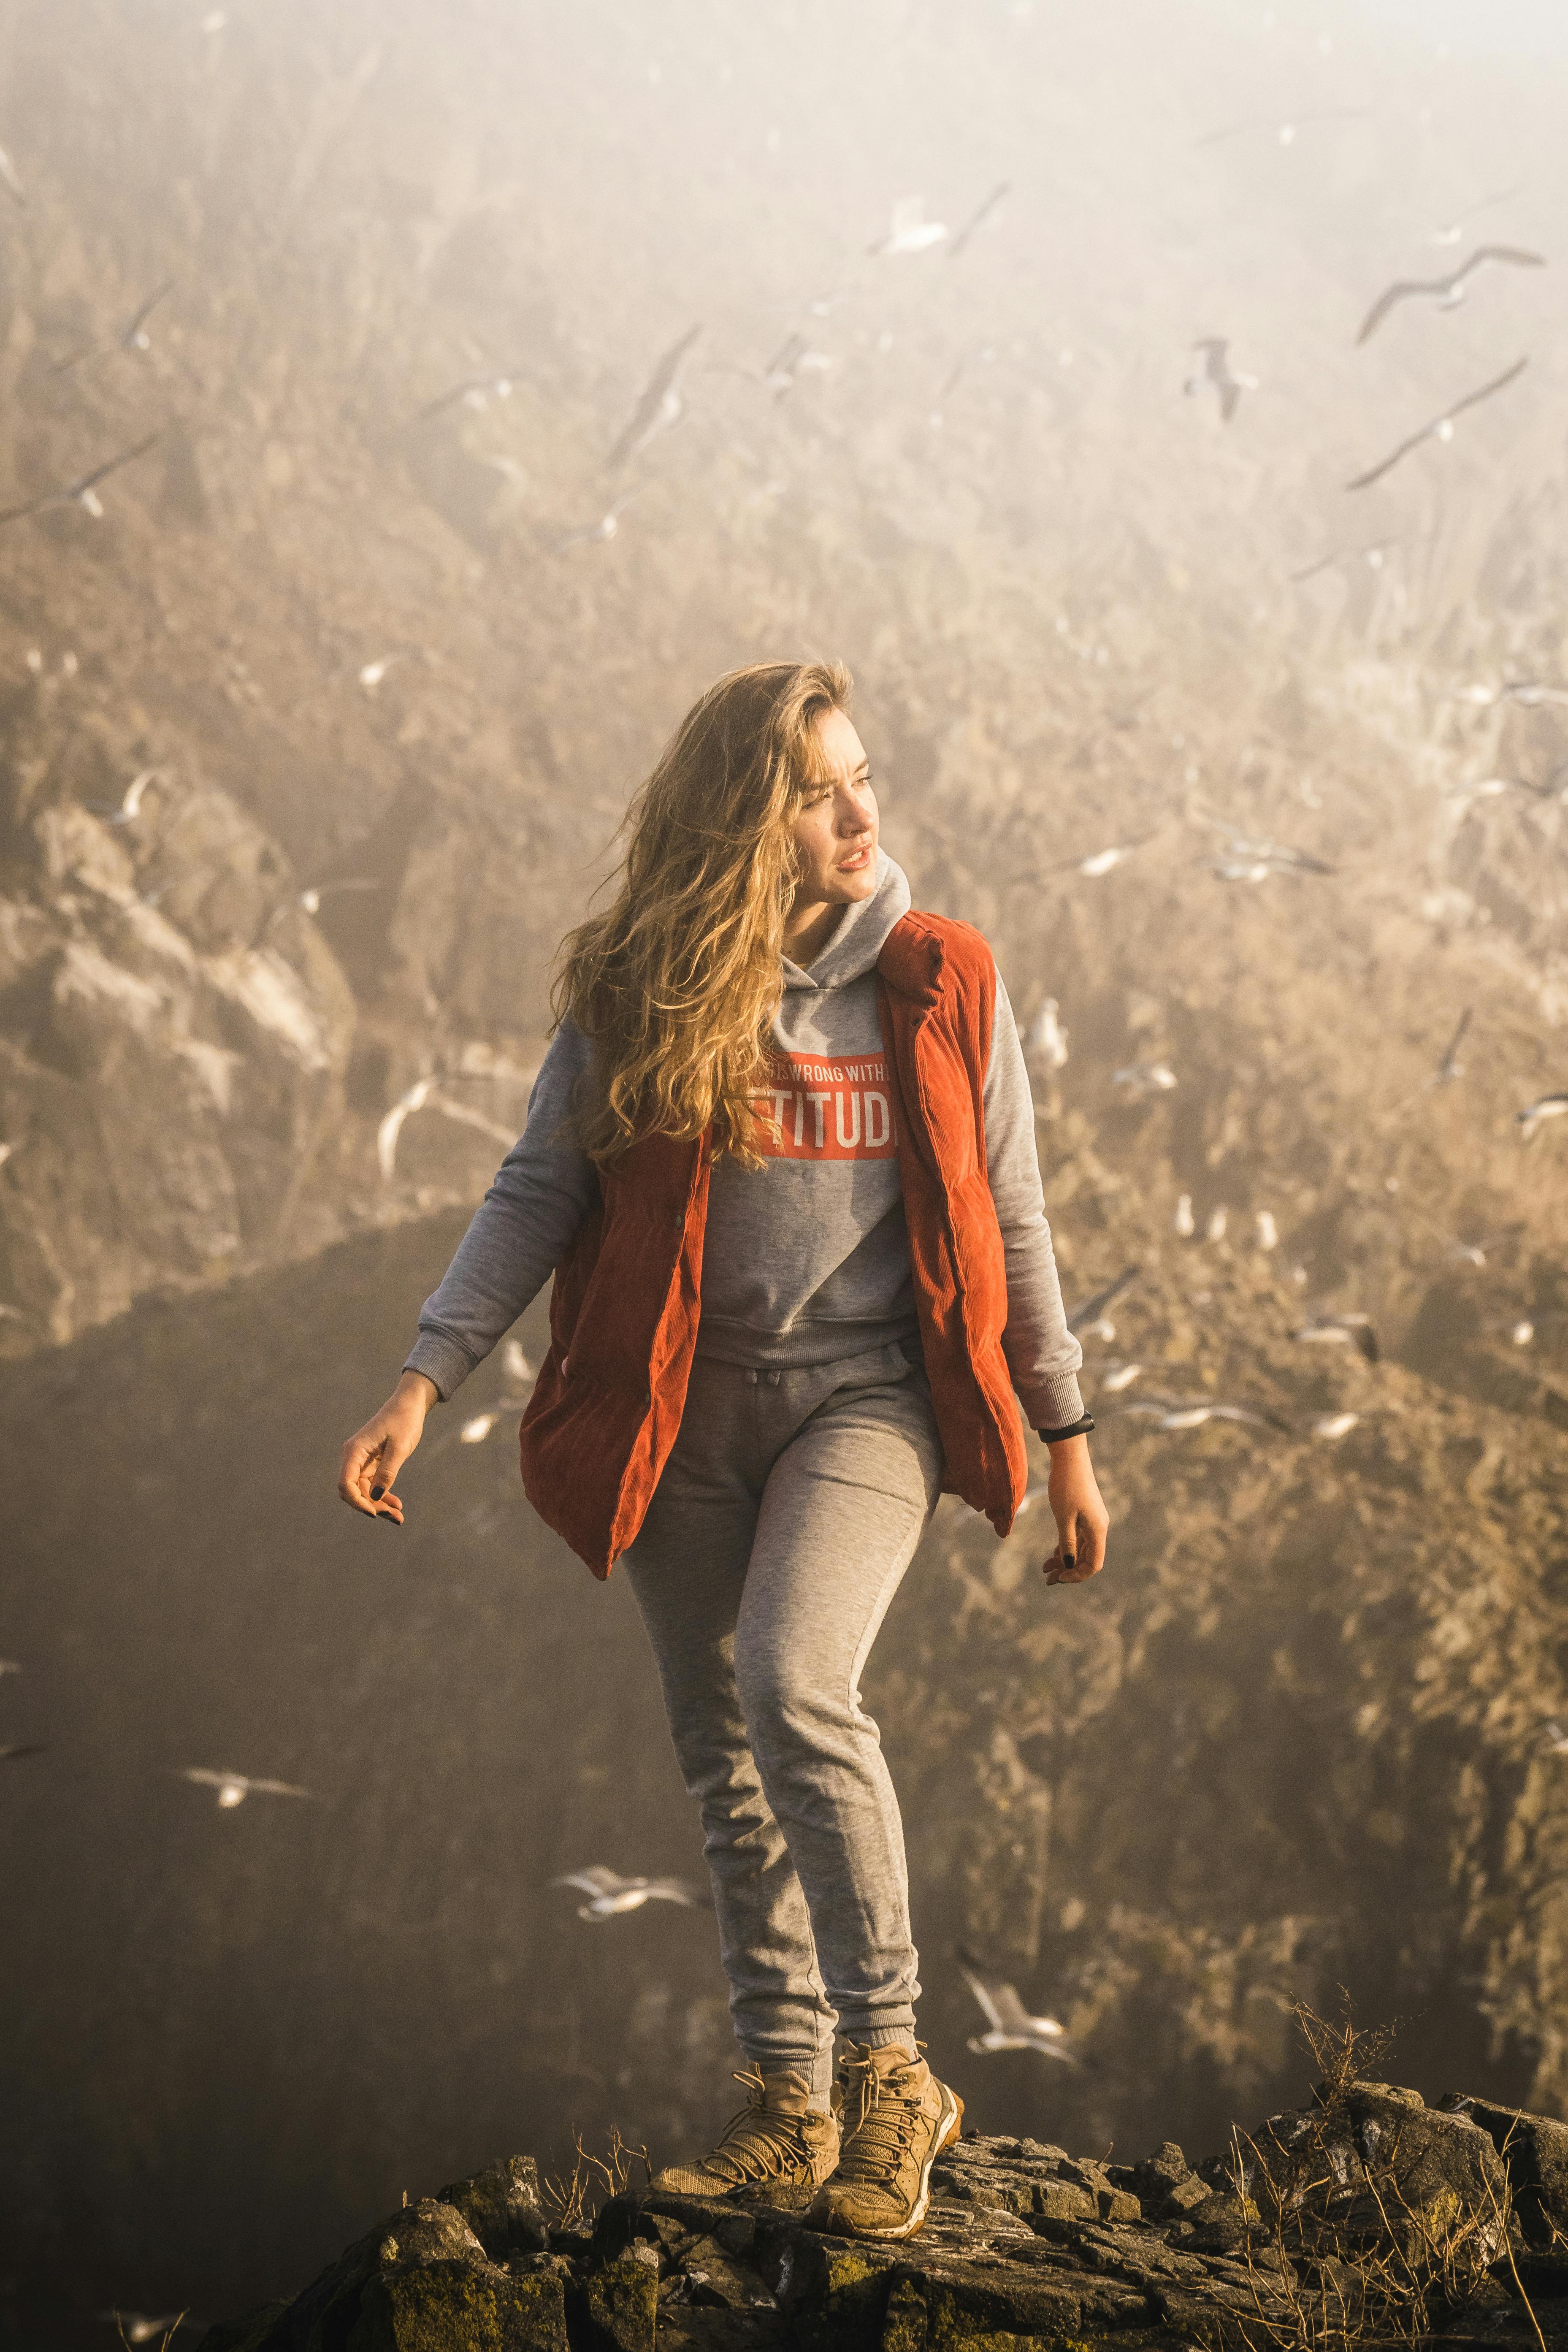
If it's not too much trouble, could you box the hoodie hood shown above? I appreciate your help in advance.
[780,851,912,992]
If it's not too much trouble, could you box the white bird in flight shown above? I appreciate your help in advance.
[182,1768,311,1809]
[1021,998,1068,1072]
[553,1866,702,1921]
[1184,339,1257,423]
[1517,1094,1568,1143]
[1119,1398,1284,1433]
[358,656,401,691]
[1293,1312,1378,1363]
[1309,1412,1361,1441]
[1112,1062,1176,1099]
[89,768,165,826]
[0,434,161,527]
[607,325,702,469]
[1419,184,1523,247]
[55,280,176,374]
[1196,107,1368,150]
[557,492,639,552]
[1356,246,1545,344]
[960,1957,1076,2061]
[869,197,947,257]
[1345,356,1528,493]
[417,369,523,421]
[1255,1210,1279,1251]
[377,1076,514,1181]
[1540,1722,1568,1756]
[1173,1193,1195,1238]
[298,879,380,915]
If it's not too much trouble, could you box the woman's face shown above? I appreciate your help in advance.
[791,706,879,911]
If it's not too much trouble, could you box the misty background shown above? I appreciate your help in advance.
[2,0,1568,2342]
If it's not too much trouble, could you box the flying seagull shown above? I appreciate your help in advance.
[0,1742,46,1763]
[1422,184,1524,247]
[88,767,165,826]
[1356,246,1546,344]
[1292,1313,1378,1363]
[948,180,1010,260]
[1066,1266,1139,1335]
[0,434,161,527]
[959,1956,1075,2060]
[417,369,523,422]
[1183,339,1257,423]
[1540,1722,1568,1756]
[1433,1007,1472,1084]
[1021,997,1068,1072]
[0,140,24,207]
[1291,539,1397,584]
[1047,839,1152,878]
[1195,811,1336,875]
[377,1074,512,1180]
[358,655,400,690]
[181,1768,311,1808]
[553,1865,702,1921]
[298,879,380,915]
[763,333,833,399]
[557,491,639,551]
[1111,1062,1177,1099]
[1345,357,1528,492]
[869,196,948,257]
[1517,1093,1568,1142]
[1116,1398,1289,1433]
[1309,1411,1360,1441]
[1196,108,1369,149]
[54,280,177,374]
[606,325,701,469]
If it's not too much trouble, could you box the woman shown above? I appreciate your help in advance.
[339,660,1108,2242]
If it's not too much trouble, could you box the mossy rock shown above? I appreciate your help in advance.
[436,2157,550,2263]
[348,2257,568,2352]
[777,2236,897,2351]
[881,2275,1105,2352]
[578,2250,659,2352]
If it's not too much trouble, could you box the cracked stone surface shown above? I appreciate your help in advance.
[194,2083,1568,2352]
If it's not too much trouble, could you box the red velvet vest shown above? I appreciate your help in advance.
[517,909,1029,1576]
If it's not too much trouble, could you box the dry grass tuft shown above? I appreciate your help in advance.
[542,2125,653,2234]
[1227,1998,1542,2352]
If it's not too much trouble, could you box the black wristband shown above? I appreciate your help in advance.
[1037,1414,1095,1443]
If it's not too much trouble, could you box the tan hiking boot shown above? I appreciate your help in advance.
[650,2065,840,2200]
[807,2041,963,2240]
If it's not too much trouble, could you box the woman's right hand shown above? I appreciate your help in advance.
[338,1371,439,1523]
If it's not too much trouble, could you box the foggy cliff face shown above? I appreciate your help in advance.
[3,0,1568,2343]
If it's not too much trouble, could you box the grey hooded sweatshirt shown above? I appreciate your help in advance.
[404,854,1085,1435]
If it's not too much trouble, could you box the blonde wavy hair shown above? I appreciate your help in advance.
[554,658,853,1167]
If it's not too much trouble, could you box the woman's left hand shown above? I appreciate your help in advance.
[1042,1434,1109,1585]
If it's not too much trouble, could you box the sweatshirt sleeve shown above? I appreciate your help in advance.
[401,1021,601,1402]
[983,971,1087,1433]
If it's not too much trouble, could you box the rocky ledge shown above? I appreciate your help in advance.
[198,2082,1568,2352]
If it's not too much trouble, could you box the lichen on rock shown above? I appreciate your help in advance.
[197,2082,1568,2352]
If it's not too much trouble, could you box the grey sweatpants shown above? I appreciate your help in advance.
[624,1340,944,2104]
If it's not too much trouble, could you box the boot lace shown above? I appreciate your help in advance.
[834,2050,922,2186]
[696,2067,815,2187]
